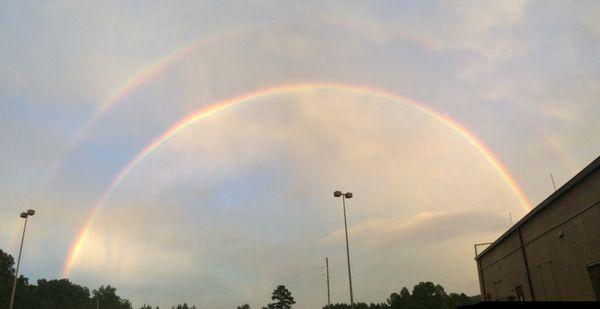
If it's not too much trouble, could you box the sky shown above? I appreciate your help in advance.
[0,0,599,308]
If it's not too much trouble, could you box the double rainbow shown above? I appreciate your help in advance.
[62,82,532,276]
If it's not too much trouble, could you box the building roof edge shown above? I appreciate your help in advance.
[475,155,600,260]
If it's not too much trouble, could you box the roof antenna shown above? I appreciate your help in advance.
[550,174,557,192]
[509,212,513,226]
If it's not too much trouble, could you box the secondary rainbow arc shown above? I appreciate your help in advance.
[43,27,262,183]
[63,82,532,277]
[43,23,573,188]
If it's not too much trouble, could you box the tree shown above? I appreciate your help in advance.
[325,282,473,309]
[263,285,295,309]
[1,247,139,309]
[93,285,132,309]
[0,249,36,309]
[445,293,472,309]
[387,287,410,309]
[323,303,388,309]
[410,282,447,309]
[173,303,196,309]
[0,249,15,309]
[36,278,92,309]
[13,276,37,308]
[237,304,251,309]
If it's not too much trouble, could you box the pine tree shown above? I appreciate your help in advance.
[263,285,295,309]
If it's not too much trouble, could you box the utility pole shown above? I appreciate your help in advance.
[326,257,331,306]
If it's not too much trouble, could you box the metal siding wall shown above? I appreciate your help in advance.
[477,165,600,301]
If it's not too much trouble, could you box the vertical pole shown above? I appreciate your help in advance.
[476,258,487,300]
[342,196,355,309]
[474,244,487,299]
[9,217,28,309]
[517,228,535,300]
[550,174,557,191]
[326,257,331,306]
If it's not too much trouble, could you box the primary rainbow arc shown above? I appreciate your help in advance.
[63,82,532,277]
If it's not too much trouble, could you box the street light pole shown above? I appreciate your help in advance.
[334,191,355,309]
[9,209,35,309]
[326,257,330,306]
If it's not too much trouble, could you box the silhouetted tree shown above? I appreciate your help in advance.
[392,287,410,309]
[1,248,144,309]
[172,303,196,309]
[324,282,473,309]
[410,282,447,309]
[263,285,295,309]
[0,249,36,308]
[324,303,388,309]
[3,246,477,309]
[93,285,132,309]
[387,286,411,309]
[0,249,16,308]
[445,293,472,308]
[36,278,92,308]
[13,276,37,309]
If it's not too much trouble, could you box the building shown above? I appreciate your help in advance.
[474,155,600,301]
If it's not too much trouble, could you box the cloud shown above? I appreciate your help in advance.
[322,210,508,248]
[65,90,527,307]
[1,1,599,308]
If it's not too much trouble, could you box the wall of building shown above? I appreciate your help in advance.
[479,232,531,300]
[476,160,600,301]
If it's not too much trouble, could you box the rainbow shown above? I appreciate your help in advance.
[43,21,467,184]
[62,82,532,276]
[43,27,261,182]
[526,117,577,173]
[74,27,263,145]
[43,21,574,184]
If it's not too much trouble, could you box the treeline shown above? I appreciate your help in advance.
[2,248,478,309]
[0,249,196,309]
[323,282,478,309]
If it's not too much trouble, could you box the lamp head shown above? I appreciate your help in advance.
[344,192,353,199]
[27,209,35,216]
[333,191,342,197]
[20,212,28,218]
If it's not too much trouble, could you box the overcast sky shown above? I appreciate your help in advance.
[1,1,599,308]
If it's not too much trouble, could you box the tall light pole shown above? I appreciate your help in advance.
[9,209,35,309]
[325,257,331,306]
[334,190,354,309]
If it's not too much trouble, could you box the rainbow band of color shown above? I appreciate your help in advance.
[63,82,532,276]
[43,27,261,183]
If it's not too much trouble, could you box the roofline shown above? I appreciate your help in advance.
[475,155,600,260]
